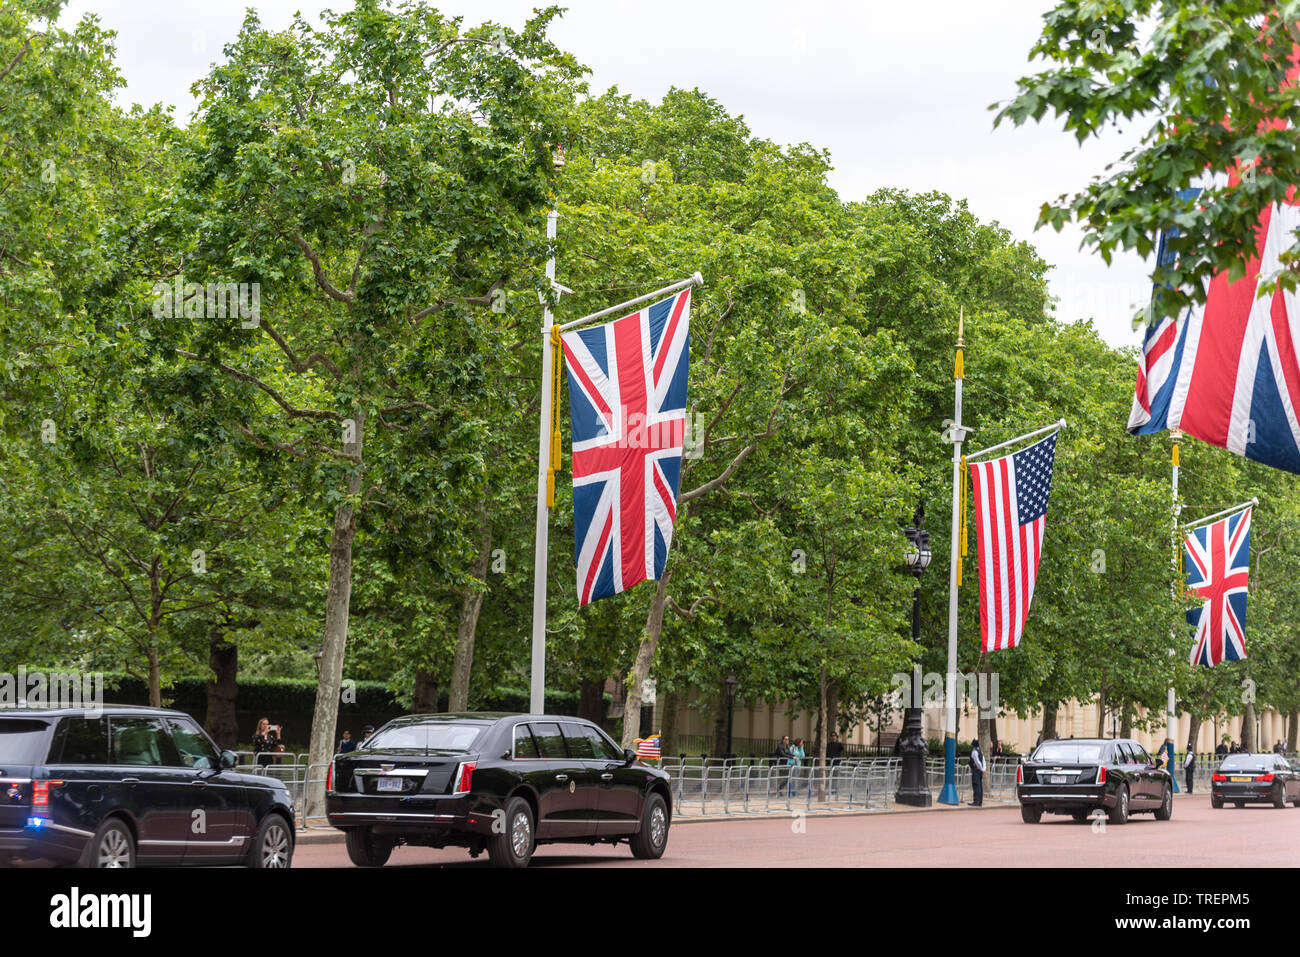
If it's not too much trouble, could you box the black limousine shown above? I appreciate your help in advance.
[0,705,296,867]
[1211,752,1300,808]
[1016,737,1174,824]
[326,713,672,867]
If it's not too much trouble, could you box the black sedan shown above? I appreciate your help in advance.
[325,713,672,867]
[1016,737,1174,824]
[1211,753,1300,808]
[0,705,295,867]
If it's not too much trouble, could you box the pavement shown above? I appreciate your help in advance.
[293,791,1297,866]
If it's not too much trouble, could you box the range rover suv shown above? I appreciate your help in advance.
[0,705,295,867]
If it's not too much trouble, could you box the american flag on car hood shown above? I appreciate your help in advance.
[634,734,662,760]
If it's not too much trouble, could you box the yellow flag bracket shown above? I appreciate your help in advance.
[547,326,564,508]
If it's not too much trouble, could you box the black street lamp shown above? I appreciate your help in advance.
[724,674,738,759]
[896,503,933,807]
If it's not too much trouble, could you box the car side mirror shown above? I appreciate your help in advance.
[623,748,637,767]
[220,750,238,770]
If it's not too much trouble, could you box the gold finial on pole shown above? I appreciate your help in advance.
[957,305,965,348]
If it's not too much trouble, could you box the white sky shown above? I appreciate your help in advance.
[64,0,1154,348]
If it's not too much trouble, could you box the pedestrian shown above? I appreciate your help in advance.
[1183,749,1196,793]
[338,730,356,754]
[774,734,793,794]
[968,739,986,806]
[1216,736,1229,757]
[361,725,376,746]
[826,731,844,762]
[253,717,282,768]
[1274,740,1283,754]
[790,737,806,795]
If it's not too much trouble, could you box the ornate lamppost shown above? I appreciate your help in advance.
[896,504,933,807]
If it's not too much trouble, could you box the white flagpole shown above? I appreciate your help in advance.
[939,309,966,805]
[1181,497,1257,531]
[1167,431,1180,775]
[529,207,559,716]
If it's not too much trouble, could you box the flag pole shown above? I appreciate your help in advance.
[1181,497,1258,531]
[939,308,966,806]
[1167,430,1181,785]
[529,206,559,716]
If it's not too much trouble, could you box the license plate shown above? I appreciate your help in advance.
[1049,775,1068,785]
[1230,776,1251,782]
[376,777,403,792]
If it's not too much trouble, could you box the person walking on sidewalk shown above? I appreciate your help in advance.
[969,739,986,806]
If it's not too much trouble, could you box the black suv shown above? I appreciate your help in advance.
[1016,737,1175,824]
[326,713,673,867]
[0,705,295,867]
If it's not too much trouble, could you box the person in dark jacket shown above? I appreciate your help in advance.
[968,739,986,806]
[1183,749,1196,793]
[338,730,357,753]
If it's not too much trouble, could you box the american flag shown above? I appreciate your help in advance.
[1185,507,1251,667]
[634,734,661,760]
[561,288,689,606]
[968,433,1058,652]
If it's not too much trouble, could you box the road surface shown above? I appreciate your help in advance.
[293,792,1300,867]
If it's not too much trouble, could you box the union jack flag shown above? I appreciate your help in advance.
[1185,507,1251,668]
[1128,177,1300,475]
[560,288,690,606]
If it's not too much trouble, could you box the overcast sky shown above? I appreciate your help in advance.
[63,0,1154,349]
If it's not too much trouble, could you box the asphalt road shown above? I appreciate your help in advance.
[293,792,1300,867]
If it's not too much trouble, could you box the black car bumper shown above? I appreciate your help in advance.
[1017,786,1115,811]
[325,792,497,836]
[1212,785,1276,803]
[0,822,86,864]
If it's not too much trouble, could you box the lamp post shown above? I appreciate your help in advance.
[896,504,933,807]
[724,674,738,759]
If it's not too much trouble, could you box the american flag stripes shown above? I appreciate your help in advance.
[967,433,1058,653]
[1185,507,1251,668]
[634,734,661,760]
[560,288,690,606]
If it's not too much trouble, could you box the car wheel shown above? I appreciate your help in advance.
[487,797,534,868]
[1211,794,1223,809]
[1020,805,1042,824]
[345,828,394,867]
[246,814,293,868]
[1107,785,1129,825]
[1272,785,1287,809]
[79,818,135,868]
[1154,785,1173,821]
[630,792,670,860]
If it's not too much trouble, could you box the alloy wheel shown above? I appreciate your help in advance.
[510,811,531,859]
[261,822,291,868]
[98,829,131,868]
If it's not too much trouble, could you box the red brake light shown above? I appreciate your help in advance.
[326,761,333,792]
[456,762,476,793]
[1016,765,1023,785]
[32,780,62,815]
[1098,766,1107,784]
[1212,773,1225,782]
[1257,772,1274,783]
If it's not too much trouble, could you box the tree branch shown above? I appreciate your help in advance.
[179,350,344,421]
[291,231,353,303]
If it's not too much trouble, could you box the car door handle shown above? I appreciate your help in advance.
[600,773,613,781]
[191,779,208,787]
[121,778,140,787]
[554,774,568,783]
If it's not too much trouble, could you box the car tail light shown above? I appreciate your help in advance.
[1212,773,1225,782]
[1257,772,1274,783]
[1016,765,1023,785]
[31,780,62,817]
[326,761,333,792]
[1097,766,1107,784]
[455,762,476,793]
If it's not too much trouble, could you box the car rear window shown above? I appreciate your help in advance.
[366,722,484,753]
[1219,756,1271,772]
[50,716,109,764]
[531,722,565,758]
[0,718,53,763]
[1033,743,1105,763]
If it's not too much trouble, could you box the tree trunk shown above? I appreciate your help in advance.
[816,666,828,764]
[1096,679,1108,738]
[413,669,439,712]
[1186,713,1202,755]
[1288,710,1297,753]
[1120,702,1133,739]
[976,653,993,761]
[1242,700,1256,751]
[1041,701,1058,743]
[712,691,728,758]
[147,644,161,708]
[661,690,678,756]
[578,678,604,725]
[826,680,839,747]
[205,628,239,750]
[621,573,670,749]
[307,409,365,819]
[448,519,492,711]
